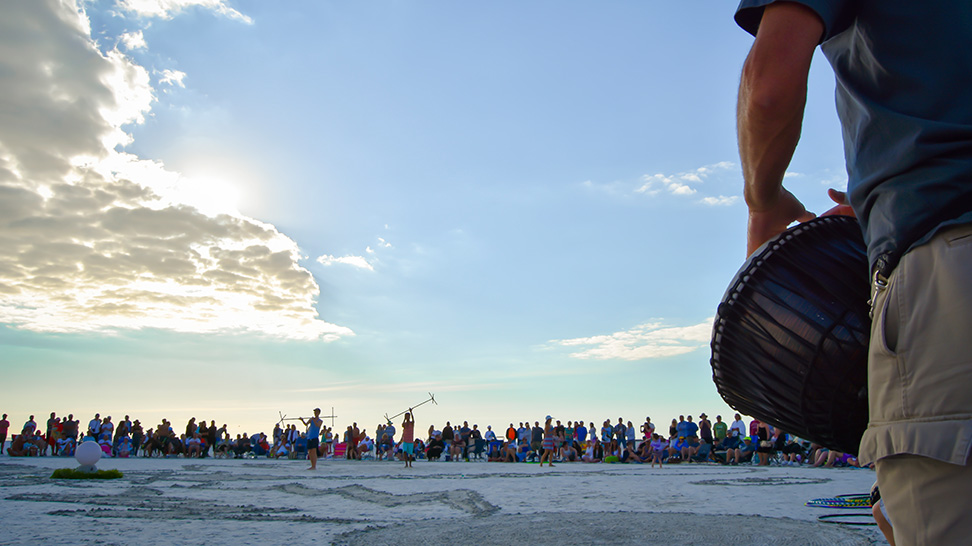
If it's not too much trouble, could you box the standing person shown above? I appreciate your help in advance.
[87,414,101,438]
[516,422,530,450]
[114,415,130,443]
[131,420,143,457]
[207,420,218,457]
[301,408,323,470]
[614,418,627,451]
[401,411,415,468]
[735,2,972,542]
[575,421,588,447]
[698,414,713,446]
[197,421,209,457]
[531,421,544,457]
[100,416,114,442]
[459,421,472,461]
[729,414,747,440]
[641,417,655,440]
[45,413,57,454]
[0,414,8,454]
[505,423,516,445]
[713,415,728,447]
[539,416,556,468]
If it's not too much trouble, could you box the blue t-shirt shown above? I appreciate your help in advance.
[684,421,699,438]
[576,425,588,442]
[736,0,972,272]
[676,421,689,438]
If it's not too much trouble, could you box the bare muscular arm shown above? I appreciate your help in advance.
[738,2,824,255]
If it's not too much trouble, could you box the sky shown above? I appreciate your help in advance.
[0,0,848,438]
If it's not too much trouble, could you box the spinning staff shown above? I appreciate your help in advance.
[383,393,436,424]
[277,407,338,429]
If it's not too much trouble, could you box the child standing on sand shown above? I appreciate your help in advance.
[650,434,665,468]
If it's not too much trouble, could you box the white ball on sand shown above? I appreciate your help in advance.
[75,440,102,470]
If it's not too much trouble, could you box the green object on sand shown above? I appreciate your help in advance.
[51,468,123,480]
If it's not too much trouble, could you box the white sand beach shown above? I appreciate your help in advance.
[0,457,884,545]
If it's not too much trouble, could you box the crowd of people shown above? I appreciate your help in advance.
[0,410,863,470]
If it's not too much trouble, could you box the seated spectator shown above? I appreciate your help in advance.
[186,433,203,458]
[600,438,620,463]
[116,436,132,458]
[581,440,598,463]
[563,442,579,462]
[718,432,740,451]
[378,433,394,461]
[254,433,270,457]
[7,435,39,456]
[358,436,375,459]
[624,442,648,463]
[294,434,308,459]
[234,434,252,458]
[426,434,445,460]
[57,436,76,457]
[448,436,464,462]
[681,436,700,462]
[166,434,184,457]
[98,435,112,456]
[216,435,233,458]
[270,439,289,459]
[668,436,686,462]
[813,449,860,468]
[726,437,756,465]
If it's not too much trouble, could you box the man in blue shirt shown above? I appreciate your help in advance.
[735,2,972,543]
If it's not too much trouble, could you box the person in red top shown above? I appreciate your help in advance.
[401,412,415,468]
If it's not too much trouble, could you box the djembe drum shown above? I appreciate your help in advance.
[710,215,870,455]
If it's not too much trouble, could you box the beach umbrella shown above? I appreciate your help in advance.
[710,215,869,455]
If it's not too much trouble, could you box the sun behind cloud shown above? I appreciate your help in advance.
[0,0,350,342]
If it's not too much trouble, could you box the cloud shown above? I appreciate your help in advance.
[117,0,253,24]
[550,319,713,361]
[119,30,147,50]
[0,0,350,341]
[317,254,375,271]
[700,195,739,206]
[637,173,697,196]
[636,161,736,199]
[158,69,186,88]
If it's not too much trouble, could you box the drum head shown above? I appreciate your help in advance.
[710,216,870,455]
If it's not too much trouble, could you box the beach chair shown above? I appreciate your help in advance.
[691,443,712,463]
[360,444,376,460]
[332,442,347,459]
[468,439,486,461]
[292,442,308,460]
